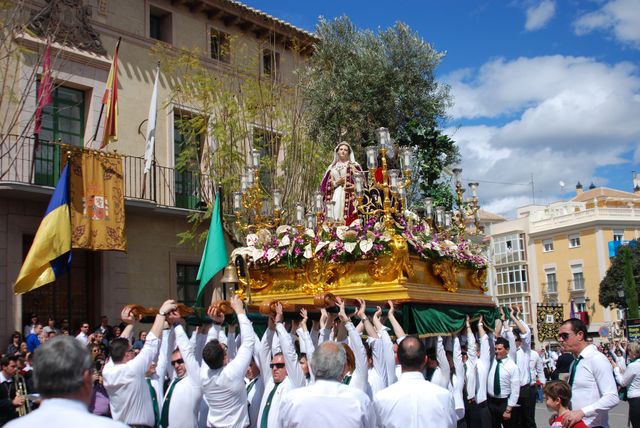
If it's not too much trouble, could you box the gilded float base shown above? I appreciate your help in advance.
[241,256,492,307]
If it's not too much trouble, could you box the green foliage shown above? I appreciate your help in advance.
[395,119,460,210]
[154,40,329,246]
[303,17,457,208]
[303,16,451,149]
[599,242,640,315]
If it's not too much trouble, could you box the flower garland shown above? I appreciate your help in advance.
[230,219,488,270]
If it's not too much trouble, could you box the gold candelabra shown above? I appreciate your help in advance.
[353,127,412,230]
[232,148,283,232]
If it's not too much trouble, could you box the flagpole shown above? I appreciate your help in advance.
[93,37,121,144]
[65,151,73,328]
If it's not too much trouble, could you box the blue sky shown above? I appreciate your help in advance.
[243,0,640,217]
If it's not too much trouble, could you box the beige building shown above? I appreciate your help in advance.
[486,182,640,341]
[0,0,315,338]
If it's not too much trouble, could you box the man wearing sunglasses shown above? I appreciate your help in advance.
[255,302,306,428]
[557,318,619,428]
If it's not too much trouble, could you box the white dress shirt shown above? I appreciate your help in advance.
[279,379,375,428]
[75,331,89,345]
[256,323,305,428]
[201,314,255,428]
[614,359,640,399]
[374,371,456,428]
[367,337,387,396]
[103,331,160,426]
[465,328,477,401]
[487,356,520,407]
[165,325,204,428]
[429,336,451,389]
[571,344,620,427]
[5,398,129,428]
[530,351,546,385]
[475,333,490,403]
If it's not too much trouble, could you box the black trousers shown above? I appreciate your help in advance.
[513,385,536,428]
[488,396,517,428]
[630,396,640,428]
[465,399,491,428]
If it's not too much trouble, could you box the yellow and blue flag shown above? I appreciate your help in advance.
[14,164,72,294]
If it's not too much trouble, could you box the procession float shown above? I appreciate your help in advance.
[215,127,499,336]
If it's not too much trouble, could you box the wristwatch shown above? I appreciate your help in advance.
[158,311,166,317]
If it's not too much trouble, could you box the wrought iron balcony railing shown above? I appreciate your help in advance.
[0,134,203,211]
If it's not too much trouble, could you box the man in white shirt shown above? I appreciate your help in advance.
[6,336,128,428]
[279,341,374,427]
[160,319,206,428]
[507,308,535,428]
[255,303,306,428]
[201,295,256,428]
[103,299,177,427]
[558,318,619,428]
[374,335,456,428]
[487,337,520,428]
[75,322,90,344]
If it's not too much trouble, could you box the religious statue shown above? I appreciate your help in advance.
[320,142,363,225]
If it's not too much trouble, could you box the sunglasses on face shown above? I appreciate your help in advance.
[558,332,572,341]
[171,359,184,366]
[270,363,286,369]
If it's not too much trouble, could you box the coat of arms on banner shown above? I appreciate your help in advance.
[65,148,126,251]
[537,303,564,342]
[83,194,109,220]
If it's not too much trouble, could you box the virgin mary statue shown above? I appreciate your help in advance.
[320,142,363,225]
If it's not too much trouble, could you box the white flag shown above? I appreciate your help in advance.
[144,65,160,174]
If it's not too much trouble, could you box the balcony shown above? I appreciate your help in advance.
[543,281,558,295]
[568,277,585,294]
[0,134,203,211]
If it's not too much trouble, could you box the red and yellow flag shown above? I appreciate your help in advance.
[34,44,53,137]
[100,38,120,149]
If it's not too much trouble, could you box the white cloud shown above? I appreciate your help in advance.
[443,55,640,218]
[525,0,556,31]
[574,0,640,48]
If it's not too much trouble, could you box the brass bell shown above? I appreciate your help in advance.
[220,263,239,284]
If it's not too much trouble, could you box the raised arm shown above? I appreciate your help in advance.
[172,319,203,386]
[374,306,397,386]
[465,316,477,400]
[387,300,406,341]
[221,296,255,381]
[452,335,465,420]
[274,303,306,388]
[338,298,369,394]
[435,336,451,383]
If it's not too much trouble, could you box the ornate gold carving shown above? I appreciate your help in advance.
[368,233,413,281]
[302,259,352,295]
[432,260,461,292]
[238,269,273,292]
[469,268,488,292]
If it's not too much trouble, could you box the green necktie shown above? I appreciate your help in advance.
[146,378,160,428]
[342,374,352,385]
[569,356,583,387]
[260,382,281,428]
[159,376,183,428]
[493,359,502,396]
[247,377,258,395]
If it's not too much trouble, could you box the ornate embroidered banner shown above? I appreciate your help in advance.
[65,148,126,251]
[536,304,564,342]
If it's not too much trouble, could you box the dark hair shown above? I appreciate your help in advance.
[495,337,510,350]
[398,336,426,371]
[203,339,226,369]
[33,336,92,396]
[544,380,572,407]
[561,318,588,340]
[0,355,18,367]
[109,337,131,363]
